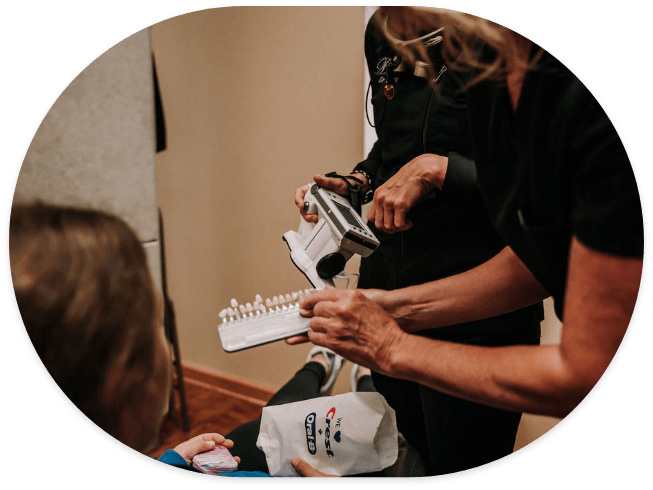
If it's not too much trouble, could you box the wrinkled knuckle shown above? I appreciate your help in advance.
[334,302,347,315]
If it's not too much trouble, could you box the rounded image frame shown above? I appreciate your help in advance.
[3,2,650,488]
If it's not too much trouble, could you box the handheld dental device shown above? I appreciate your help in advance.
[217,184,379,353]
[217,291,312,352]
[282,184,380,289]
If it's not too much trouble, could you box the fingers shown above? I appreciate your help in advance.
[383,199,395,231]
[373,194,397,234]
[299,287,344,311]
[299,289,334,310]
[394,205,407,229]
[294,184,310,209]
[306,326,333,347]
[173,434,223,462]
[394,207,413,231]
[300,288,366,322]
[199,439,218,453]
[291,458,336,477]
[233,456,241,464]
[313,174,349,195]
[301,212,319,224]
[298,307,314,317]
[370,197,413,233]
[196,433,229,446]
[367,199,378,224]
[285,334,311,345]
[295,184,318,223]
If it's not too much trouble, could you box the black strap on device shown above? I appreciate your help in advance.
[324,171,364,215]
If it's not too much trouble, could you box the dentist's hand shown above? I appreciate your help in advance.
[295,173,368,223]
[297,288,408,375]
[368,153,447,233]
[285,287,387,346]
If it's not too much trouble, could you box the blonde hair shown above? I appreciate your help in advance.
[378,6,541,86]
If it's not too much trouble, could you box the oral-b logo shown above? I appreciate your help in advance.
[305,412,317,455]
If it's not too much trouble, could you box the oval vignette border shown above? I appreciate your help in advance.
[3,1,650,486]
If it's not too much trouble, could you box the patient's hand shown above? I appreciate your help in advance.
[173,433,241,465]
[291,458,338,477]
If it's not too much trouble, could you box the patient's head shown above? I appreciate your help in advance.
[10,202,170,452]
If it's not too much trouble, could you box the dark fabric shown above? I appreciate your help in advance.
[224,419,268,473]
[356,375,376,394]
[152,54,167,153]
[225,361,325,473]
[439,152,478,204]
[467,45,644,320]
[354,12,543,338]
[372,326,540,475]
[352,12,544,477]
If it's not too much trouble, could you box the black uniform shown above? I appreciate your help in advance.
[464,45,643,319]
[353,14,544,475]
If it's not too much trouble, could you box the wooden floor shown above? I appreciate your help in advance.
[147,364,274,459]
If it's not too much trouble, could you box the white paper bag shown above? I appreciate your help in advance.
[256,392,398,476]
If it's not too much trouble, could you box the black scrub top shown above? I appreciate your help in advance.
[465,46,644,320]
[353,13,544,339]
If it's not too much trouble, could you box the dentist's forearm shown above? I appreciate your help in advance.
[377,247,548,332]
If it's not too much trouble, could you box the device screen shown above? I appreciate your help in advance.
[333,201,363,228]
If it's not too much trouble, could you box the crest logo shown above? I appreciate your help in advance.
[324,407,337,458]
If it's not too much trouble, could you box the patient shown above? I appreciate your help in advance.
[9,202,380,477]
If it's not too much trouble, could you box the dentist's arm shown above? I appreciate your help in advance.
[300,237,642,417]
[370,246,548,332]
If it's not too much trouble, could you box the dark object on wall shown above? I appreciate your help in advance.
[152,55,167,153]
[159,210,189,431]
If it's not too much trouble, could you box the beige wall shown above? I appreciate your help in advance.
[514,298,562,450]
[151,5,559,450]
[151,7,366,389]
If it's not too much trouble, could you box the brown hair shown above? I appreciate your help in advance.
[9,202,160,448]
[378,6,541,86]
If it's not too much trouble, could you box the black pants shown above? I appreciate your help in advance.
[225,362,375,474]
[371,327,541,476]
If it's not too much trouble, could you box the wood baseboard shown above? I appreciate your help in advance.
[179,362,276,407]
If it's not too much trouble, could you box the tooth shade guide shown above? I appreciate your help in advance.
[221,289,316,322]
[217,291,312,352]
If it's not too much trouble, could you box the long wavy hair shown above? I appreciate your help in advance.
[378,6,541,86]
[10,202,163,450]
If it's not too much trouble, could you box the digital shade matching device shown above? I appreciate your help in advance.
[217,184,379,352]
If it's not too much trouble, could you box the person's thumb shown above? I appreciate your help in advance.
[291,458,336,477]
[313,174,348,195]
[183,439,216,461]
